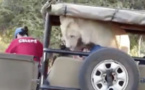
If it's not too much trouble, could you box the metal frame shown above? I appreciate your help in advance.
[40,13,51,87]
[40,13,82,90]
[40,13,145,90]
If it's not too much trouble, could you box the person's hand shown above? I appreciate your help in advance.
[83,48,90,52]
[73,55,83,60]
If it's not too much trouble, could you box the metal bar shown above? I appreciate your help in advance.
[132,57,145,60]
[40,13,52,87]
[133,57,145,64]
[44,48,89,56]
[44,48,145,64]
[43,14,51,48]
[41,85,80,90]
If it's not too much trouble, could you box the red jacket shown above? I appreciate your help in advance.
[5,37,43,62]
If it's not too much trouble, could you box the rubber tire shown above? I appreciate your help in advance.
[79,48,139,90]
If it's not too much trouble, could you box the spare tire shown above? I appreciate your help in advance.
[79,48,139,90]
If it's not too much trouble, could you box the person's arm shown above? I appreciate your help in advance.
[5,40,17,53]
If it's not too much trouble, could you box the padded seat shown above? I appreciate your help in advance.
[0,53,38,90]
[48,57,83,88]
[138,65,145,90]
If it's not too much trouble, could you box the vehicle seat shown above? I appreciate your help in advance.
[0,53,38,90]
[47,57,83,88]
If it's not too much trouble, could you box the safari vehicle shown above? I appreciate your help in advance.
[1,1,145,90]
[39,1,145,90]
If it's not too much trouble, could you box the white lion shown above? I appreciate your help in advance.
[60,16,130,53]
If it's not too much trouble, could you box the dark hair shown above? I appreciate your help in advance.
[58,44,70,56]
[19,26,29,36]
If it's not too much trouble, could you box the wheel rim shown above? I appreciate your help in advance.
[91,60,128,90]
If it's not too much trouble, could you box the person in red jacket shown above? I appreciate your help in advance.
[5,26,43,63]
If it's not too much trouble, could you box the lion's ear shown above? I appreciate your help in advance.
[60,16,77,30]
[59,16,65,24]
[60,16,76,24]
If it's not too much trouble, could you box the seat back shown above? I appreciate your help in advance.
[138,65,145,90]
[48,57,83,88]
[0,53,38,90]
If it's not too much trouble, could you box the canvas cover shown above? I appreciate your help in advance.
[41,1,145,25]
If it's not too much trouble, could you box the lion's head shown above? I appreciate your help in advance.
[60,16,85,51]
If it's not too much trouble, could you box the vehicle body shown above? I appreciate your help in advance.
[39,1,145,90]
[38,2,145,90]
[1,0,145,90]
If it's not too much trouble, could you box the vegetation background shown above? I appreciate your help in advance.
[0,0,145,56]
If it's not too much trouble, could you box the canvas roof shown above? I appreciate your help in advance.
[41,1,145,33]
